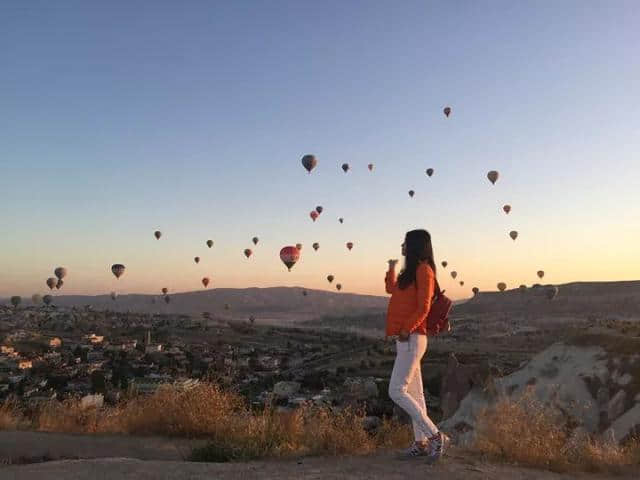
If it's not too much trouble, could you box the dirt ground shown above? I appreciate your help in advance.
[1,431,637,480]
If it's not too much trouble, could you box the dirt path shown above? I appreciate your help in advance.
[0,431,635,480]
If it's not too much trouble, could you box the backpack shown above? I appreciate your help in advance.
[426,280,453,336]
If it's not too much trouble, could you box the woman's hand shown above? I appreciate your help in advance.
[398,330,409,341]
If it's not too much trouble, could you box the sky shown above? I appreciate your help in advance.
[1,0,639,299]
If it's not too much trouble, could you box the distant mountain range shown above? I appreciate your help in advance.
[7,287,389,323]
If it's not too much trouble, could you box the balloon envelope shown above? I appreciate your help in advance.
[111,264,126,279]
[301,154,317,173]
[55,279,64,290]
[327,275,334,283]
[443,106,451,117]
[54,267,67,280]
[408,190,415,198]
[509,231,518,241]
[346,242,353,251]
[206,240,213,248]
[194,257,200,264]
[162,287,168,295]
[315,206,323,214]
[426,168,434,177]
[487,171,499,185]
[503,205,511,214]
[537,270,545,279]
[336,283,342,291]
[46,277,57,290]
[441,261,448,268]
[310,211,319,222]
[252,237,259,245]
[451,271,457,279]
[341,163,349,173]
[338,217,344,224]
[154,231,162,240]
[312,242,320,251]
[497,282,507,292]
[472,287,479,295]
[368,163,374,171]
[280,246,300,271]
[202,277,210,288]
[244,249,252,258]
[296,243,303,250]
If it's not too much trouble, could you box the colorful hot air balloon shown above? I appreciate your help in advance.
[408,190,415,198]
[10,296,21,308]
[194,256,200,264]
[327,275,334,283]
[315,206,323,214]
[312,242,320,251]
[509,230,518,241]
[310,211,319,222]
[426,168,434,177]
[301,154,317,173]
[338,217,344,224]
[336,283,342,291]
[341,163,350,173]
[368,163,374,171]
[206,240,214,248]
[296,243,303,250]
[280,246,300,271]
[346,242,353,251]
[154,230,162,240]
[164,295,171,304]
[252,237,259,245]
[43,295,53,306]
[161,287,168,295]
[46,277,57,290]
[110,291,117,301]
[451,271,458,279]
[537,270,545,279]
[202,277,210,288]
[503,205,511,214]
[54,267,67,280]
[31,294,42,304]
[546,286,559,301]
[459,281,464,286]
[472,287,479,295]
[443,106,451,118]
[487,171,499,185]
[497,282,507,292]
[55,279,64,290]
[441,261,448,268]
[111,264,126,279]
[244,249,252,258]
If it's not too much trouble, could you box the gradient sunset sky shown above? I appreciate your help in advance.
[1,1,639,299]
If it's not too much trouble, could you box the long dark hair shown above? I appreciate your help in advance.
[397,229,436,290]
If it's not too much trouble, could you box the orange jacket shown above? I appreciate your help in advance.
[385,262,435,336]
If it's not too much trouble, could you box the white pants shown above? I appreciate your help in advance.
[388,333,439,441]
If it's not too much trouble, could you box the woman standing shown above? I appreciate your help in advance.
[385,229,449,461]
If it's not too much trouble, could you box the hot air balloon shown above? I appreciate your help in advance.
[296,243,303,250]
[341,163,350,173]
[426,168,434,177]
[503,205,511,214]
[336,283,342,291]
[339,217,344,224]
[55,279,64,290]
[545,286,559,301]
[497,282,507,292]
[244,249,253,258]
[472,287,479,296]
[509,231,518,241]
[110,291,117,301]
[46,277,57,290]
[43,295,53,306]
[206,240,214,248]
[312,242,320,251]
[164,295,171,304]
[252,237,259,245]
[161,287,168,295]
[537,270,545,279]
[327,275,334,283]
[31,294,42,304]
[451,271,458,279]
[315,206,323,214]
[441,261,448,268]
[202,277,210,288]
[459,281,464,286]
[310,211,319,222]
[368,163,374,171]
[408,190,415,198]
[10,296,21,308]
[346,242,353,251]
[280,246,300,271]
[443,106,451,118]
[487,171,499,185]
[154,231,162,240]
[111,264,126,279]
[194,256,200,264]
[301,154,317,173]
[54,267,67,280]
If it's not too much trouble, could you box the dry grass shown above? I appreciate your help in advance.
[471,393,640,473]
[0,398,25,430]
[1,383,411,461]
